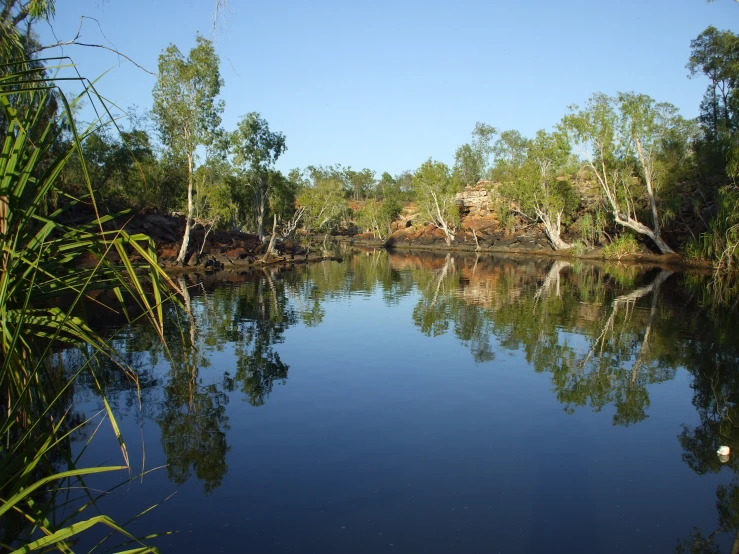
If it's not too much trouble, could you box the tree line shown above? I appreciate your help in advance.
[46,24,739,269]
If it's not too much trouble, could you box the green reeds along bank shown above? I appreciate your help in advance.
[0,59,181,553]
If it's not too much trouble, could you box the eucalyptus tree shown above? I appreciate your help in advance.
[495,129,577,250]
[412,159,459,245]
[687,26,739,155]
[618,92,697,253]
[453,122,497,186]
[356,196,402,239]
[345,167,375,201]
[562,92,685,254]
[152,34,224,264]
[230,112,287,241]
[298,166,348,241]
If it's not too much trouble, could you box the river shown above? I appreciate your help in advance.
[65,250,739,553]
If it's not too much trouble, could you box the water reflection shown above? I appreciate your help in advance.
[70,251,739,551]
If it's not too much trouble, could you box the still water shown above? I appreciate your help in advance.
[71,251,739,553]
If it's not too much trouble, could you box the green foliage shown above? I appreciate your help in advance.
[152,35,224,160]
[452,122,497,187]
[562,92,691,254]
[298,167,348,235]
[355,197,402,239]
[686,187,739,270]
[412,159,459,245]
[152,34,224,263]
[603,234,640,259]
[492,128,576,249]
[230,112,288,239]
[0,1,55,64]
[570,240,588,257]
[576,209,609,247]
[345,167,375,201]
[1,61,176,553]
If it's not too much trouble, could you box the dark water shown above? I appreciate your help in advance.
[68,251,739,553]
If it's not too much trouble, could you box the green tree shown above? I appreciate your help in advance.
[453,122,497,186]
[298,166,348,240]
[687,25,739,173]
[412,159,459,245]
[562,92,687,254]
[496,129,577,250]
[618,92,695,254]
[152,34,224,264]
[230,112,287,241]
[345,167,375,201]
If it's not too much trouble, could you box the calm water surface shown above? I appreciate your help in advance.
[70,251,739,553]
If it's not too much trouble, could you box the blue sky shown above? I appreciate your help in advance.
[37,0,738,176]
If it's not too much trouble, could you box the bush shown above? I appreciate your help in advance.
[604,234,640,259]
[570,240,588,257]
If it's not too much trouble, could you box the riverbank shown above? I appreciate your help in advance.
[104,209,715,276]
[340,235,715,273]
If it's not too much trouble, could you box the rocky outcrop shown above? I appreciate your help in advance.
[455,182,496,217]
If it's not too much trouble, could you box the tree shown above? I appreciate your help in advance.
[498,129,577,250]
[152,34,224,264]
[345,167,375,201]
[687,26,739,178]
[356,196,402,239]
[618,92,695,254]
[453,122,497,186]
[1,0,54,63]
[230,112,287,241]
[298,167,347,240]
[491,129,529,181]
[412,159,459,245]
[562,92,685,254]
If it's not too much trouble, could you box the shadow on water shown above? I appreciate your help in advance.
[63,250,739,552]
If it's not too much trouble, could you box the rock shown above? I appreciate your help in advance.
[455,183,496,217]
[494,237,519,247]
[225,247,250,260]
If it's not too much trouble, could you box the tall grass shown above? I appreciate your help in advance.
[685,187,739,271]
[1,59,180,553]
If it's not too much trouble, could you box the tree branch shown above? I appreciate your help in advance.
[33,16,156,75]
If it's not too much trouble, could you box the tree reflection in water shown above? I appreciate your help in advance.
[67,250,739,548]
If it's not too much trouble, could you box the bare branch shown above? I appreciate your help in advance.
[33,16,156,75]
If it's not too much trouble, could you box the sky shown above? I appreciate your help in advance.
[36,0,739,176]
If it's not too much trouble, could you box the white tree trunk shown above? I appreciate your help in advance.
[634,138,674,254]
[535,206,571,251]
[262,213,278,262]
[580,144,674,254]
[256,186,266,242]
[176,153,195,265]
[431,190,454,245]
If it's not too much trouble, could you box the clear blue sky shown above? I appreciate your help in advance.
[37,0,738,176]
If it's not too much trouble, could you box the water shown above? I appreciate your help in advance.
[68,250,739,553]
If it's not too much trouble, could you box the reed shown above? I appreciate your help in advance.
[0,59,180,553]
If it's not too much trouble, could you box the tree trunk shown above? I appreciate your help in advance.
[586,152,674,255]
[536,207,571,251]
[256,186,265,242]
[176,153,194,265]
[431,191,454,245]
[634,137,674,254]
[614,212,675,254]
[262,213,278,262]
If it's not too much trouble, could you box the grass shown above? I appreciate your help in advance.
[0,58,181,553]
[603,234,640,260]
